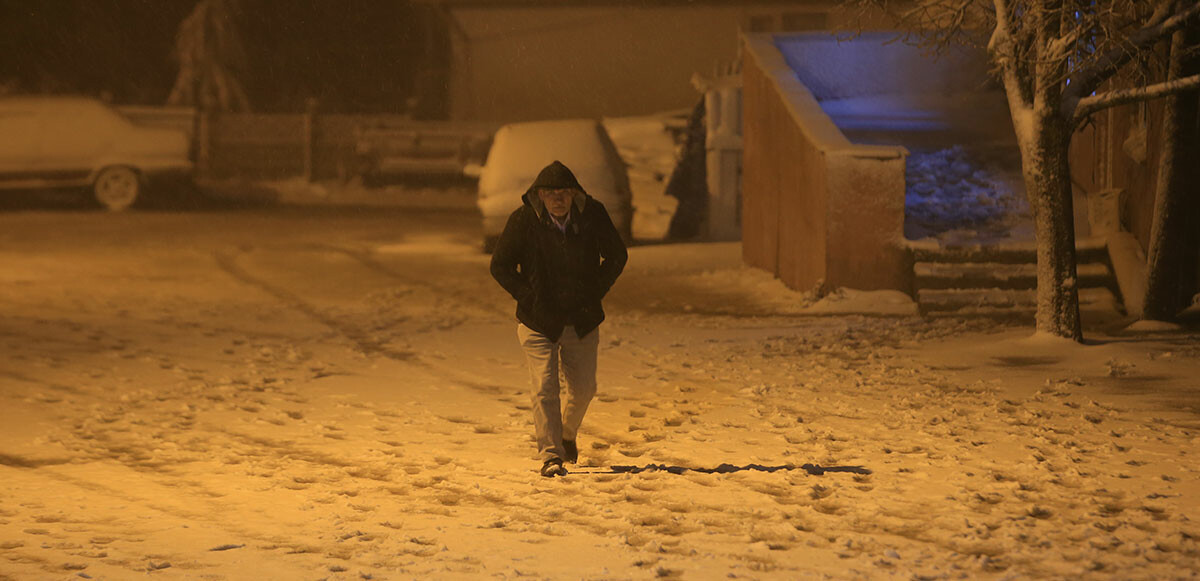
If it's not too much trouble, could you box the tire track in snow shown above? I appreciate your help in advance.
[321,243,727,391]
[213,245,524,398]
[214,243,747,469]
[291,244,607,400]
[213,247,416,362]
[4,463,373,577]
[322,244,508,319]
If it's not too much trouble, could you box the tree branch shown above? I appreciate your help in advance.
[1044,28,1081,64]
[1062,0,1200,118]
[1073,72,1200,124]
[989,0,1037,143]
[989,0,1030,105]
[1034,0,1068,113]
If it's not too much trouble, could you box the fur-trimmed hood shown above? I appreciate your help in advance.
[521,160,589,220]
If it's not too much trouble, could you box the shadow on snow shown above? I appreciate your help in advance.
[570,462,872,476]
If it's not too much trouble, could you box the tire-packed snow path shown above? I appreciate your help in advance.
[0,207,1197,580]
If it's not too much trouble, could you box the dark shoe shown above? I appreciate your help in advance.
[563,439,578,464]
[541,458,567,478]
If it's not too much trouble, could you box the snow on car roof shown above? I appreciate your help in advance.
[478,118,622,207]
[485,119,610,171]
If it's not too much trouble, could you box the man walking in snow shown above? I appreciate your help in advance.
[490,160,628,478]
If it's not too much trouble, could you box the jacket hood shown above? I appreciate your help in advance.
[522,160,589,219]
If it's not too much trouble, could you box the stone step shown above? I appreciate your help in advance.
[913,261,1115,291]
[918,286,1120,314]
[909,238,1109,265]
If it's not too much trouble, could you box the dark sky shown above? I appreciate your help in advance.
[0,0,428,113]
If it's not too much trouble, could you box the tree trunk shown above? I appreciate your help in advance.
[1022,113,1084,340]
[1143,25,1200,321]
[1012,0,1083,341]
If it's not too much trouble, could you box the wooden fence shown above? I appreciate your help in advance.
[741,34,910,294]
[119,106,496,181]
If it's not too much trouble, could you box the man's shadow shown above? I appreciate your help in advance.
[571,462,872,476]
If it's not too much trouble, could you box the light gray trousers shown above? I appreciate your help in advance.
[517,323,599,462]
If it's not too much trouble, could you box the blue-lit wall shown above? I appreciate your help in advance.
[774,32,1014,149]
[774,32,995,101]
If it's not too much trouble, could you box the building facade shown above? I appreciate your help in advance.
[417,0,847,122]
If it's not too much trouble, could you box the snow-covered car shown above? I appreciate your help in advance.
[0,96,193,211]
[471,119,633,252]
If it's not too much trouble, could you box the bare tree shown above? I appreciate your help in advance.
[167,0,251,112]
[865,0,1200,340]
[1143,23,1200,322]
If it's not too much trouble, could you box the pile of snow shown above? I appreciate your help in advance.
[684,269,919,316]
[1124,319,1185,333]
[806,288,919,316]
[905,145,1029,241]
[603,111,687,242]
[602,112,684,187]
[1187,293,1200,316]
[622,243,919,317]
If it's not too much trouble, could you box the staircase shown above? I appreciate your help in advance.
[912,240,1125,318]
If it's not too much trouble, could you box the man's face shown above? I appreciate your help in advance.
[537,188,574,219]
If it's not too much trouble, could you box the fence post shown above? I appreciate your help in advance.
[303,98,319,182]
[704,62,744,242]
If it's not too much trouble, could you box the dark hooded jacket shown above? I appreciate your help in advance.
[490,160,628,342]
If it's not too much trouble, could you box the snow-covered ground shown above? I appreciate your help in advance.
[1,205,1198,580]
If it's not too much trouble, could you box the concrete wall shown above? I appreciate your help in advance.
[444,3,843,122]
[741,34,909,293]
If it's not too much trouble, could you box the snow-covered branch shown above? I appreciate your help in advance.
[1031,0,1070,116]
[1044,28,1080,63]
[890,0,991,51]
[1062,1,1200,118]
[1074,73,1200,124]
[988,0,1038,145]
[989,0,1032,112]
